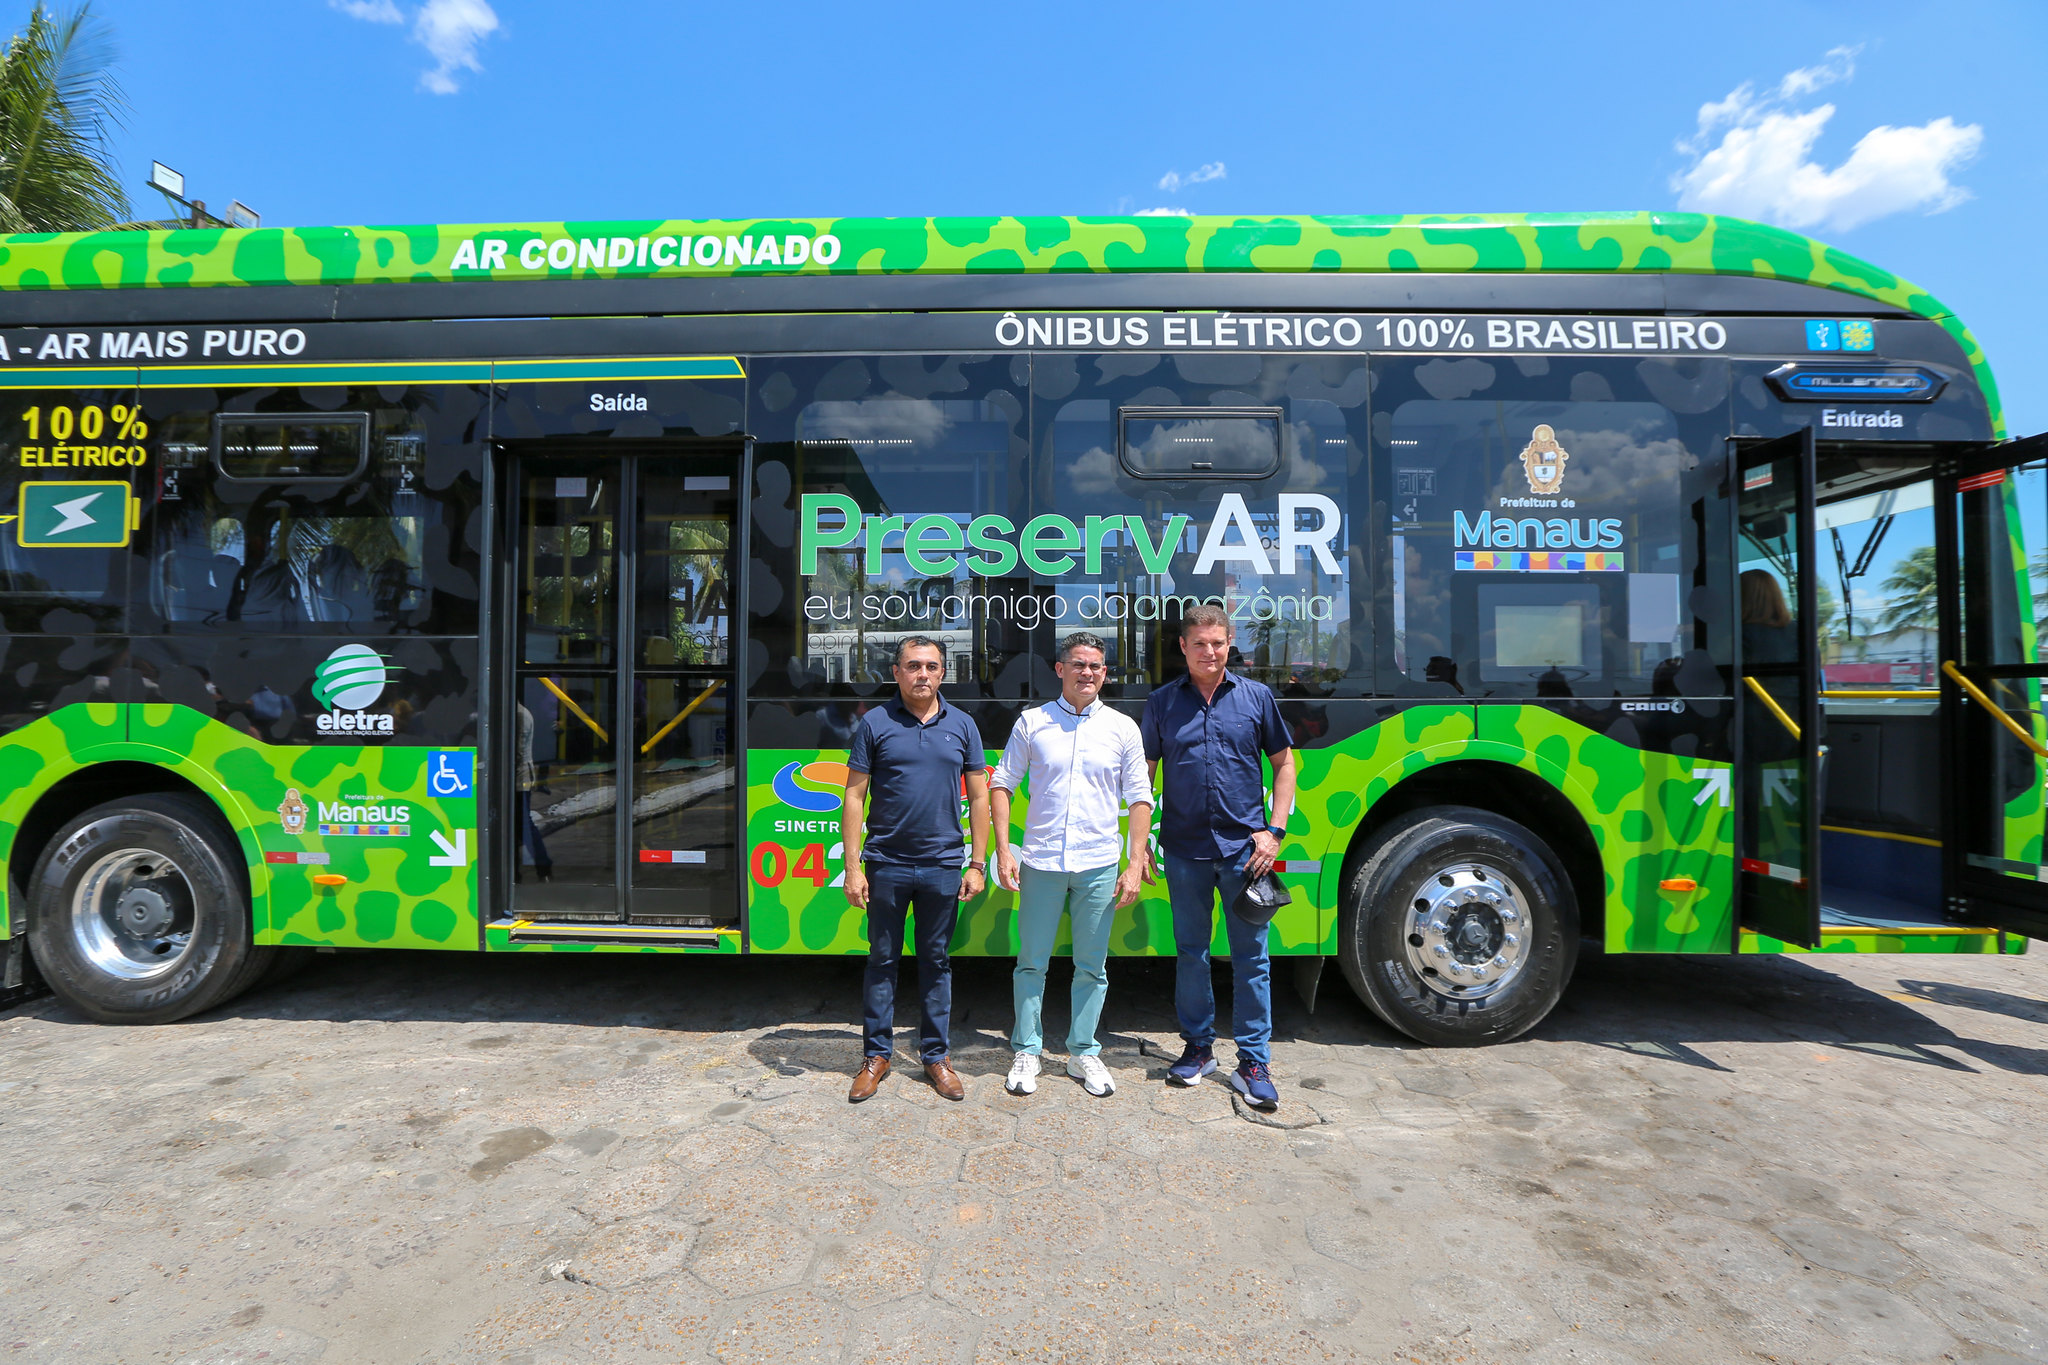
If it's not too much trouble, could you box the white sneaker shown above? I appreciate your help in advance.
[1066,1054,1116,1097]
[1005,1051,1041,1096]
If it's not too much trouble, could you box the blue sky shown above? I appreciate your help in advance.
[81,1,2048,432]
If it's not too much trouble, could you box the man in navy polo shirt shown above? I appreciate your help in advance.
[1141,604,1297,1110]
[842,635,991,1103]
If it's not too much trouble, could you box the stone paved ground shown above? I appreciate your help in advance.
[2,944,2046,1365]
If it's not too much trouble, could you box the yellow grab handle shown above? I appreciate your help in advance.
[537,676,609,745]
[1941,660,2048,760]
[641,680,723,755]
[1743,675,1801,741]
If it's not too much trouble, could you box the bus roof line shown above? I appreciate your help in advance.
[0,211,2002,437]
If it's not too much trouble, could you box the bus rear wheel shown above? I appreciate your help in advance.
[1340,806,1578,1047]
[25,794,269,1025]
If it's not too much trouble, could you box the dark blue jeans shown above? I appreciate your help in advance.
[863,862,961,1063]
[1164,845,1271,1067]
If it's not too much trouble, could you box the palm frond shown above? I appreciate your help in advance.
[0,3,130,232]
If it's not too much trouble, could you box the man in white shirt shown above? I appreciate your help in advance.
[990,632,1153,1098]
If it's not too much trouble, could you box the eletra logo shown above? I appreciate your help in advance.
[313,644,398,735]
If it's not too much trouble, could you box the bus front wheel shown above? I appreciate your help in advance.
[25,794,269,1025]
[1340,806,1578,1047]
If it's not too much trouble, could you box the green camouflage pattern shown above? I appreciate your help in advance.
[1302,705,1735,955]
[0,213,2003,437]
[0,702,2021,960]
[0,705,476,950]
[742,703,1735,960]
[742,748,1324,959]
[1742,930,2025,955]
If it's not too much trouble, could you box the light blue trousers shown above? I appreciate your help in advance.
[1011,863,1118,1057]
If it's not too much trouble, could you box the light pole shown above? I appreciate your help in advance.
[145,161,259,229]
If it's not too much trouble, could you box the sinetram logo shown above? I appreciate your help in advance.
[313,644,397,735]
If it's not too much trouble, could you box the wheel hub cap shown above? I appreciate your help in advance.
[70,849,198,982]
[1402,860,1531,1002]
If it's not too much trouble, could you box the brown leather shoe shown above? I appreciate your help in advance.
[849,1055,890,1103]
[925,1056,965,1101]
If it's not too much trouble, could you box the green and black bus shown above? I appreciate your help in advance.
[0,212,2040,1045]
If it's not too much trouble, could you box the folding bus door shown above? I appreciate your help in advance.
[1734,430,1823,946]
[1938,434,2048,939]
[510,451,741,925]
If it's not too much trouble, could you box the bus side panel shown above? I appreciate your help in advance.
[1741,929,2025,955]
[1472,704,1734,955]
[1293,702,1477,948]
[0,704,128,940]
[740,744,1331,958]
[128,703,479,951]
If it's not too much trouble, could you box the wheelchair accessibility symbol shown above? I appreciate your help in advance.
[429,751,475,799]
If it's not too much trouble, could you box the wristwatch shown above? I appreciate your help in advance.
[967,860,987,873]
[1264,825,1286,838]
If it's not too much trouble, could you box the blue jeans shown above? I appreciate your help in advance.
[1012,863,1118,1057]
[862,862,961,1064]
[1164,847,1271,1067]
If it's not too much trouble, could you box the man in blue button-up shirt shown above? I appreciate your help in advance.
[1140,604,1297,1110]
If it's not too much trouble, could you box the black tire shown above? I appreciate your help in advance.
[24,793,270,1024]
[1339,805,1578,1047]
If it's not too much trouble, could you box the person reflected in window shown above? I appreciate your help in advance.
[1741,570,1799,667]
[516,701,553,884]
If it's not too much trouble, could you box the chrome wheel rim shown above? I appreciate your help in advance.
[1402,860,1531,1002]
[70,847,198,981]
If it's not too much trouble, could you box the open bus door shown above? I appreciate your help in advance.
[1735,430,1823,946]
[1938,433,2048,940]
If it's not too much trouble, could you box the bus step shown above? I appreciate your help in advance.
[498,919,737,949]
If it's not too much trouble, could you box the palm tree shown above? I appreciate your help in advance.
[1879,545,1940,677]
[0,3,129,233]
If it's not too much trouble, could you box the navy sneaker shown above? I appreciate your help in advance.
[1166,1043,1217,1087]
[1228,1059,1279,1110]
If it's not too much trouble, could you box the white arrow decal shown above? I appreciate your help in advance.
[47,492,102,536]
[1691,766,1731,808]
[428,829,469,867]
[1763,767,1797,808]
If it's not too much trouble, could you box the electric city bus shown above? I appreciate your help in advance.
[0,212,2041,1046]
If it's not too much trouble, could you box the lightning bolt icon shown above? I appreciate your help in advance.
[47,492,101,536]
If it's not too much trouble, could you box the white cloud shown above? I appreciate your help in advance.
[1135,207,1192,217]
[330,0,403,21]
[331,0,501,93]
[1673,46,1982,232]
[414,0,500,94]
[1157,162,1225,193]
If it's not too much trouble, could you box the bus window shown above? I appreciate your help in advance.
[749,355,1028,699]
[1376,356,1721,699]
[139,388,481,635]
[0,390,131,634]
[1038,353,1366,695]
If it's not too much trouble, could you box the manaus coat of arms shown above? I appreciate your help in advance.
[1519,424,1569,495]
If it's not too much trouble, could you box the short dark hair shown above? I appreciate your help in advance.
[1057,631,1107,663]
[1179,603,1232,639]
[893,635,944,666]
